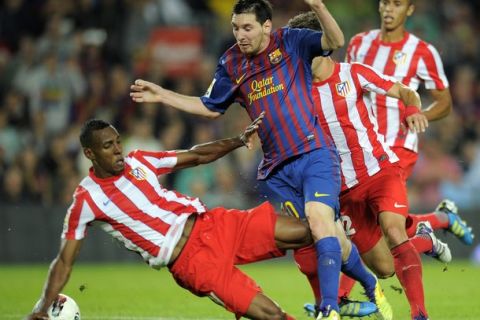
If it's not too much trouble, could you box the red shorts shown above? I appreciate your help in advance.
[391,146,418,179]
[339,165,409,254]
[168,202,284,318]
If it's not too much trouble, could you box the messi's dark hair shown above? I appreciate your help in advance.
[287,11,322,32]
[232,0,273,25]
[80,119,111,148]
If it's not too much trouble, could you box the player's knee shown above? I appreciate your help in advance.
[382,225,408,246]
[255,305,287,320]
[370,263,395,279]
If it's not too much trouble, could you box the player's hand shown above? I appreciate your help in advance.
[240,112,265,150]
[25,312,49,320]
[405,113,428,133]
[130,79,164,103]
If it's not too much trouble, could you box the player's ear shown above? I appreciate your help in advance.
[406,3,415,17]
[263,19,272,34]
[84,147,95,161]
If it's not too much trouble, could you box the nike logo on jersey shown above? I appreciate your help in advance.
[314,192,330,198]
[394,202,407,208]
[235,73,246,84]
[103,199,111,206]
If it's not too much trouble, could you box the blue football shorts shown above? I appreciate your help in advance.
[265,147,341,220]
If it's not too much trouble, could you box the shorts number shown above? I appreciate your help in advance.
[340,215,356,236]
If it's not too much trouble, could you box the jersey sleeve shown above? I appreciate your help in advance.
[345,34,362,63]
[62,187,95,240]
[132,149,178,176]
[417,43,449,90]
[200,61,237,113]
[283,27,330,62]
[352,62,396,95]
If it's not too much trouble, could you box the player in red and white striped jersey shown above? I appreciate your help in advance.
[288,11,441,320]
[28,115,316,320]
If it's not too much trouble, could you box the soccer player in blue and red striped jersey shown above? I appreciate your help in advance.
[130,1,367,318]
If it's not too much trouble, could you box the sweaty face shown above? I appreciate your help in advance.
[379,0,413,32]
[231,13,271,56]
[87,126,124,178]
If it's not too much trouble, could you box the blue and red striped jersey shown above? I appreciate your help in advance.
[201,27,333,179]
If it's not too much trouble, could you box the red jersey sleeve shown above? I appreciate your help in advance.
[416,41,449,90]
[131,149,178,176]
[351,62,396,95]
[62,186,95,240]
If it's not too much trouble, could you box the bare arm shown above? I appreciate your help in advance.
[387,82,428,133]
[422,88,452,121]
[305,0,344,50]
[28,239,83,320]
[130,79,221,119]
[174,112,264,170]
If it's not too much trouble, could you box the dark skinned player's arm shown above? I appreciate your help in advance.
[173,112,264,171]
[28,239,83,320]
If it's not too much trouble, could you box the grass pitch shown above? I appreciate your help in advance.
[2,260,480,319]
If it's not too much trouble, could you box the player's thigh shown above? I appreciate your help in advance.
[360,237,395,279]
[245,292,286,320]
[274,215,312,250]
[303,148,341,218]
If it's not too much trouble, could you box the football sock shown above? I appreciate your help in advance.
[391,240,428,318]
[405,212,449,237]
[340,244,375,296]
[315,237,342,312]
[338,274,356,300]
[293,246,321,304]
[285,314,296,320]
[410,232,434,254]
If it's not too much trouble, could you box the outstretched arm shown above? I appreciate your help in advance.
[130,79,221,119]
[27,239,83,320]
[387,82,428,133]
[305,0,344,50]
[173,112,264,170]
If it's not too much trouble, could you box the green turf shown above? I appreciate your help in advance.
[2,260,480,319]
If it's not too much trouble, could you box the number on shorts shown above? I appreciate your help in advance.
[340,215,356,236]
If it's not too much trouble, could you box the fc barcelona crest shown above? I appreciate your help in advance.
[393,50,407,65]
[130,167,147,180]
[268,48,283,64]
[336,81,351,97]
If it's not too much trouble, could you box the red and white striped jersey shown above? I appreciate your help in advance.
[62,150,207,269]
[346,30,449,152]
[312,62,399,190]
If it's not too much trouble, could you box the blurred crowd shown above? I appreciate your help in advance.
[0,0,479,212]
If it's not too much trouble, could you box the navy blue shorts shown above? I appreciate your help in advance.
[266,148,341,220]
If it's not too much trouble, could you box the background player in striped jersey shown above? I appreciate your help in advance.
[130,1,380,318]
[27,115,325,320]
[341,0,474,312]
[287,11,443,320]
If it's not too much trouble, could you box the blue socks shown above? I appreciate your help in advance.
[342,243,376,292]
[315,237,342,312]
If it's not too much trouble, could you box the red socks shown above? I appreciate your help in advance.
[406,212,449,238]
[293,245,321,304]
[391,240,428,318]
[338,274,356,299]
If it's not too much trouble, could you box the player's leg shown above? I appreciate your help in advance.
[265,149,342,318]
[406,200,474,245]
[379,211,427,319]
[303,148,344,319]
[245,292,296,320]
[393,147,474,245]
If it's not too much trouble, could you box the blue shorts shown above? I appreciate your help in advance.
[266,148,341,220]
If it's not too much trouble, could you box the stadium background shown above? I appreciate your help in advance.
[0,0,479,264]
